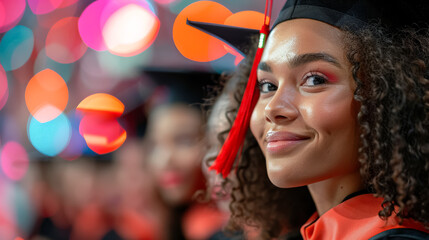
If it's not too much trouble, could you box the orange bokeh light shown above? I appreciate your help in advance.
[173,1,232,62]
[76,93,124,116]
[224,10,265,29]
[25,69,69,123]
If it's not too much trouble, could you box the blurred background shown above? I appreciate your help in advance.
[0,0,285,239]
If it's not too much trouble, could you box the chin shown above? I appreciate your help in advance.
[267,172,304,188]
[161,189,188,206]
[267,167,323,189]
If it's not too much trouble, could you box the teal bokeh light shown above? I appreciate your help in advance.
[0,25,34,71]
[27,113,71,156]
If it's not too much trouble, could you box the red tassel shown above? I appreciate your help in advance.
[209,8,272,178]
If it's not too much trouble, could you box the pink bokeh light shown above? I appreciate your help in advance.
[78,0,158,55]
[0,64,8,111]
[0,0,26,33]
[46,17,87,64]
[1,141,29,181]
[28,0,63,15]
[78,0,108,51]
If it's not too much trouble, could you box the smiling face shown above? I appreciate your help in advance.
[250,19,361,188]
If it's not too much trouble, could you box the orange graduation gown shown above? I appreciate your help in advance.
[300,193,429,240]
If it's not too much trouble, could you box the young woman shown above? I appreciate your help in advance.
[204,58,314,239]
[203,0,429,239]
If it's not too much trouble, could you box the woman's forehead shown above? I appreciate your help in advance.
[262,19,345,65]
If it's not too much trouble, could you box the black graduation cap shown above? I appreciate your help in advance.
[142,67,221,107]
[272,0,429,31]
[186,0,429,56]
[186,19,259,57]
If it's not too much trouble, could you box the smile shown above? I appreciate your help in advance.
[265,131,311,154]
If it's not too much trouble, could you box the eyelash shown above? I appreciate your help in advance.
[302,71,329,86]
[257,80,277,93]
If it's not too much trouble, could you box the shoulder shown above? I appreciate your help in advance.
[369,228,429,240]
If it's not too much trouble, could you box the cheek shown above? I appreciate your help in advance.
[250,102,265,141]
[300,93,358,135]
[176,146,204,169]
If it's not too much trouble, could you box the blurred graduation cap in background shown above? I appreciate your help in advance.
[141,67,221,110]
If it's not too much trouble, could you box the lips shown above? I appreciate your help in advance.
[159,171,184,189]
[265,131,311,154]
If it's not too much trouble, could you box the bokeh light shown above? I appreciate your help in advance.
[0,64,8,111]
[0,141,29,181]
[99,0,157,24]
[46,17,87,64]
[79,114,127,154]
[27,113,72,156]
[224,11,265,29]
[0,25,34,71]
[77,93,126,154]
[28,0,63,15]
[0,0,26,33]
[78,0,109,51]
[25,69,69,123]
[34,48,74,83]
[77,93,125,116]
[102,3,160,57]
[79,0,158,53]
[173,1,232,62]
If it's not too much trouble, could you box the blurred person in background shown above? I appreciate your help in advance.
[29,157,95,240]
[144,69,226,240]
[112,137,166,240]
[71,157,122,240]
[71,142,163,240]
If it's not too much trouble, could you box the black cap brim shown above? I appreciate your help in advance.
[186,19,259,57]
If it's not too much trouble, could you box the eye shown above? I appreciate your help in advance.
[258,81,277,93]
[303,73,328,86]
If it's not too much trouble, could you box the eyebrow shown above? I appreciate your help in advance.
[258,52,341,72]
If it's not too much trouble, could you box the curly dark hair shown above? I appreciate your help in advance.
[206,23,429,239]
[345,24,429,225]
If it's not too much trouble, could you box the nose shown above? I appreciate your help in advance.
[264,87,298,124]
[152,145,174,169]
